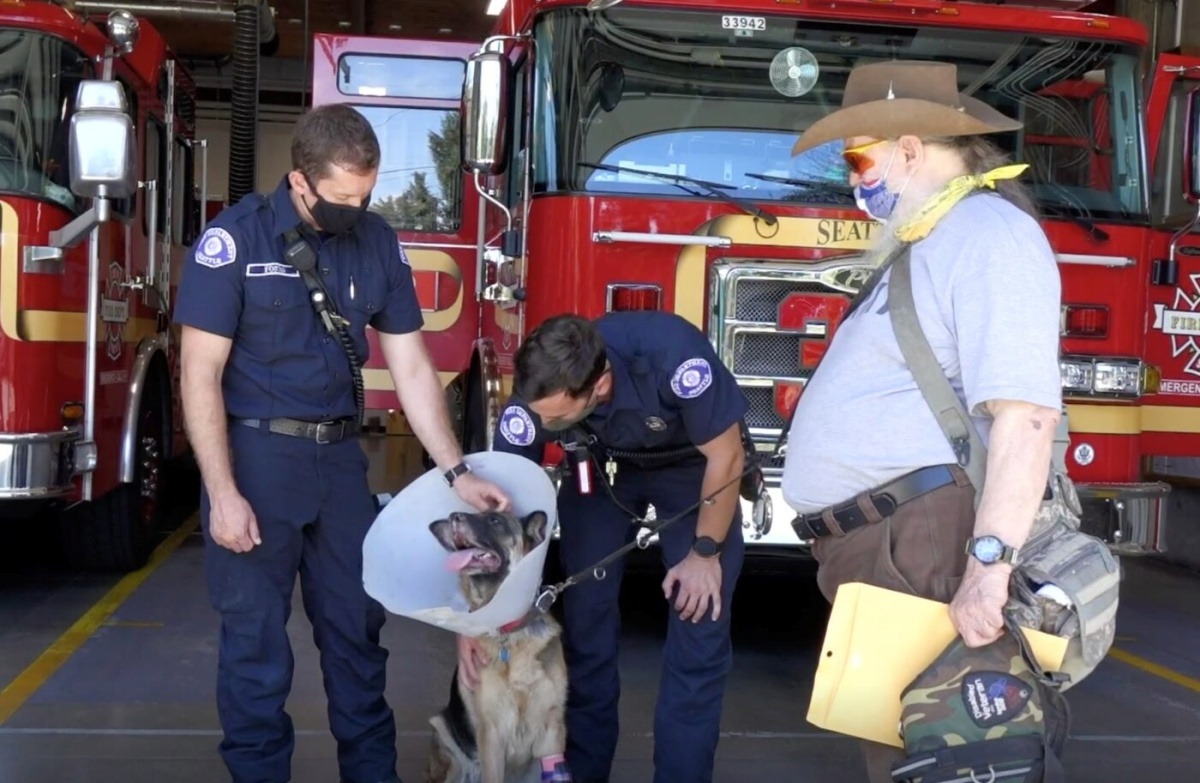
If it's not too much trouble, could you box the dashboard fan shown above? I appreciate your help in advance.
[769,47,819,98]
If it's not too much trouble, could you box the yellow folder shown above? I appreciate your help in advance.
[807,581,1070,749]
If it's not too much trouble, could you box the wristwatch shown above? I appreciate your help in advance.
[965,535,1018,565]
[443,461,472,487]
[692,536,724,559]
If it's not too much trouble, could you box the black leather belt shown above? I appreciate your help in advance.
[791,464,960,540]
[234,416,359,444]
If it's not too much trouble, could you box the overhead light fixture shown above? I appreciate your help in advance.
[587,0,624,9]
[486,0,507,15]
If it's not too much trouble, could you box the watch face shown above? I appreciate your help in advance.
[694,537,719,556]
[973,536,1005,563]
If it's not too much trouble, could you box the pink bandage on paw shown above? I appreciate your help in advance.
[540,754,571,782]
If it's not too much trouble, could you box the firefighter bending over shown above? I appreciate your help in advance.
[461,311,751,783]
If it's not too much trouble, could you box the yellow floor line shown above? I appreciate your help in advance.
[1108,646,1200,695]
[0,514,199,725]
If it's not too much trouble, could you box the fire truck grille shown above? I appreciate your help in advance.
[743,385,784,432]
[729,331,804,377]
[732,280,828,323]
[711,259,872,482]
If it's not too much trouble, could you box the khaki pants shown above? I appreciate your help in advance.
[810,467,976,783]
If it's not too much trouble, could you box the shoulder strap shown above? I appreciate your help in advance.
[887,250,989,507]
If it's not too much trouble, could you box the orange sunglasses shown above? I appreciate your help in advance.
[841,139,888,177]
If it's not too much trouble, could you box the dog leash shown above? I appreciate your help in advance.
[498,459,758,634]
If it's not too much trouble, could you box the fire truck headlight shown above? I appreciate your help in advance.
[68,81,137,200]
[1093,361,1143,395]
[1060,359,1094,394]
[1060,356,1147,399]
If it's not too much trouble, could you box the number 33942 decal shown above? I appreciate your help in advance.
[721,15,766,31]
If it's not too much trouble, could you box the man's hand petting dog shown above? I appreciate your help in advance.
[456,634,488,691]
[663,550,723,623]
[452,473,512,513]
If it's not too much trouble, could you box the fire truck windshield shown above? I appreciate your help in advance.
[533,7,1148,222]
[0,29,94,213]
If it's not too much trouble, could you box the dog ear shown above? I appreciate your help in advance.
[428,518,457,552]
[521,510,549,548]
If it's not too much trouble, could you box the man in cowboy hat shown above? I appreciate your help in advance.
[779,60,1066,782]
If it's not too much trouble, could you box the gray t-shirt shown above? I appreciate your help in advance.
[780,192,1063,513]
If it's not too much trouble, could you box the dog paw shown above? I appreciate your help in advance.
[540,755,572,782]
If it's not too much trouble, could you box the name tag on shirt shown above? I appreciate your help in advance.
[246,263,300,278]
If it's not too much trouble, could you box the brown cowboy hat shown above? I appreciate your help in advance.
[791,60,1022,155]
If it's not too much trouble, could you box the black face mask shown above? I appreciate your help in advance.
[305,180,370,235]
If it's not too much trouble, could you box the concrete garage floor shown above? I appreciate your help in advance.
[1,434,1198,782]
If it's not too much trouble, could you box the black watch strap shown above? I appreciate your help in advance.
[692,536,724,558]
[443,461,471,486]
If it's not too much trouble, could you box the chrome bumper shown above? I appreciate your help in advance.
[0,430,79,500]
[1075,481,1171,555]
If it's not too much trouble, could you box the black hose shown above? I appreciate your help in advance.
[228,3,259,207]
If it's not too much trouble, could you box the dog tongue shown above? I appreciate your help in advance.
[445,548,486,572]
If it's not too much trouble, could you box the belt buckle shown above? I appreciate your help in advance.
[314,420,342,444]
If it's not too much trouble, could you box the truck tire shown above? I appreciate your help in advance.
[420,367,485,470]
[61,378,167,572]
[461,365,487,454]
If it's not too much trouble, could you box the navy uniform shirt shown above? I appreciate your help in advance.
[173,176,423,421]
[492,312,749,464]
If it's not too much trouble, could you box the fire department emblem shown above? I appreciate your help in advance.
[101,262,129,361]
[1153,273,1200,378]
[499,405,536,446]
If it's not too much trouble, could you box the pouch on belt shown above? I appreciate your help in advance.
[1005,470,1121,688]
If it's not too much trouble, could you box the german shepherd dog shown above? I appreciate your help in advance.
[425,509,571,783]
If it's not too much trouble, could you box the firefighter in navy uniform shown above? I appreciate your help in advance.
[457,312,751,783]
[174,104,509,783]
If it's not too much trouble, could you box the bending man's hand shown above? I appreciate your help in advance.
[950,561,1011,647]
[662,551,723,623]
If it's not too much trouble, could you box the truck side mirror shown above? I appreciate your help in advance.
[1187,88,1200,204]
[68,80,137,205]
[461,48,511,177]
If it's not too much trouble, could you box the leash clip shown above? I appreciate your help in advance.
[533,586,558,614]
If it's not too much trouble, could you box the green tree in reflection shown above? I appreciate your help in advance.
[374,111,462,232]
[429,112,461,230]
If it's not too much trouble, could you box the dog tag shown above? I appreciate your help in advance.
[605,458,618,486]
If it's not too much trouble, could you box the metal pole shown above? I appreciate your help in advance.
[82,200,109,501]
[198,139,209,231]
[73,1,238,22]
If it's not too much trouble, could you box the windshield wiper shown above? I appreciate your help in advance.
[579,161,778,226]
[745,172,856,206]
[1038,203,1110,243]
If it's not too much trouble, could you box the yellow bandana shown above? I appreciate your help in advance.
[893,164,1030,243]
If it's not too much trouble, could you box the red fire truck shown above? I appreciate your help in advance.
[312,0,1200,558]
[0,1,206,572]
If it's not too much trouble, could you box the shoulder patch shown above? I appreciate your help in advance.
[398,239,410,265]
[670,357,714,400]
[195,227,237,269]
[499,405,536,447]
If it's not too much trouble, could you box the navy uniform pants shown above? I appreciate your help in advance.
[200,423,398,783]
[557,460,745,783]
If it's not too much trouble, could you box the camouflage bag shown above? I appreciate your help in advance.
[891,619,1070,783]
